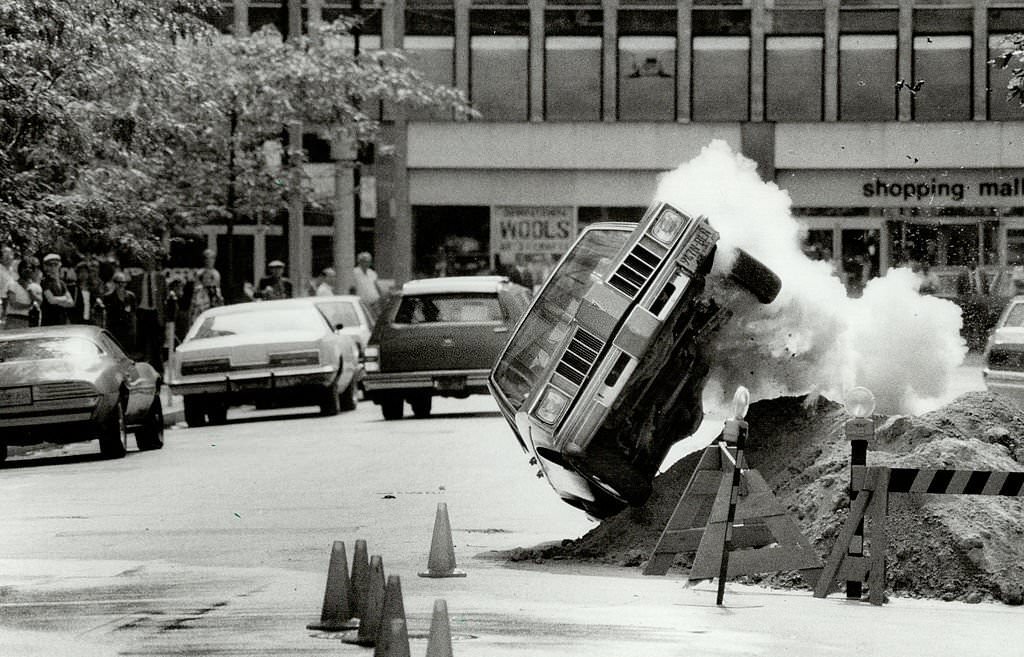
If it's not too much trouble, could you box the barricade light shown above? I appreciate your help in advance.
[845,387,876,418]
[731,386,750,420]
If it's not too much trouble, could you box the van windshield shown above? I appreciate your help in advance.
[491,227,631,411]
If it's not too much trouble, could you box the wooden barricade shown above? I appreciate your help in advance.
[814,465,1024,605]
[643,439,822,590]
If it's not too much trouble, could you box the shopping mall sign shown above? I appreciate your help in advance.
[778,170,1024,207]
[491,206,576,265]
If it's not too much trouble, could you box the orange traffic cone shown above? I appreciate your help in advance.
[307,541,358,631]
[350,539,370,619]
[418,503,466,578]
[376,618,411,657]
[425,599,453,657]
[373,576,408,657]
[343,555,386,646]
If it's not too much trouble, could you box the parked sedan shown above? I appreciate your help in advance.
[167,299,361,427]
[983,295,1024,405]
[363,276,531,420]
[0,326,164,463]
[307,294,376,357]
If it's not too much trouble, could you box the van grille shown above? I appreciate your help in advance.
[608,242,661,298]
[555,328,603,386]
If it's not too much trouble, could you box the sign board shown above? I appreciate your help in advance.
[491,206,577,269]
[778,169,1024,208]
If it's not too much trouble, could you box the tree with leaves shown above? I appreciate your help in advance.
[991,33,1024,110]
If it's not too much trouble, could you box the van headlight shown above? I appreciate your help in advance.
[650,208,686,244]
[534,385,570,425]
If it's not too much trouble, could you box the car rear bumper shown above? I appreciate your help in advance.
[0,397,106,445]
[168,366,337,397]
[363,369,490,394]
[983,368,1024,404]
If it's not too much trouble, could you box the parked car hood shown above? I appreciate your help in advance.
[0,357,106,385]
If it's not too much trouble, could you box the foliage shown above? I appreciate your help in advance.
[0,0,474,261]
[990,33,1024,109]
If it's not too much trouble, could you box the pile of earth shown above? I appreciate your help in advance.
[499,392,1024,604]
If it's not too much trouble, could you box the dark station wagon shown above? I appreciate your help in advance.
[489,201,781,518]
[362,276,531,420]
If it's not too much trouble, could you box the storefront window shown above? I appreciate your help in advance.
[692,37,750,121]
[1007,229,1024,266]
[801,228,834,262]
[765,36,823,122]
[546,36,602,121]
[412,206,491,278]
[577,206,644,229]
[839,34,897,121]
[618,36,676,121]
[913,35,971,121]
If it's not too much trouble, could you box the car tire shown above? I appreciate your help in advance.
[320,381,341,416]
[409,393,432,419]
[728,248,782,304]
[381,394,404,421]
[184,395,207,428]
[99,403,128,459]
[135,396,165,451]
[339,377,358,412]
[0,443,7,465]
[206,398,229,425]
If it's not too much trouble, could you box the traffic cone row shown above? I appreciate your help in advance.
[307,503,462,655]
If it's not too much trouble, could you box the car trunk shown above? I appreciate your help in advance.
[379,322,507,372]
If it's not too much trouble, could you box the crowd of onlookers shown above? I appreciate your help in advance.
[0,243,385,373]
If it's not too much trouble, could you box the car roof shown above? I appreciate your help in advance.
[0,325,104,339]
[400,275,511,295]
[197,298,332,317]
[306,295,363,305]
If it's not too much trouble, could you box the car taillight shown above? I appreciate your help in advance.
[181,358,230,376]
[268,351,321,367]
[364,345,380,372]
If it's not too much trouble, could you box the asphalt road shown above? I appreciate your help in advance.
[1,361,1019,657]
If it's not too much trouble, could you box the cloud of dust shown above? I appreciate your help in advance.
[653,140,967,415]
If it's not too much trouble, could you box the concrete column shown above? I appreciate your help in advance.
[455,0,471,105]
[308,0,322,45]
[530,0,545,122]
[602,0,618,122]
[676,0,692,123]
[287,119,306,294]
[823,0,840,122]
[333,157,356,295]
[898,0,913,121]
[749,0,766,122]
[288,0,301,40]
[973,0,988,121]
[740,122,775,182]
[233,0,249,36]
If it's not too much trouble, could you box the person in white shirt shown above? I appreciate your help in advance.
[0,244,15,325]
[315,267,336,296]
[351,252,381,310]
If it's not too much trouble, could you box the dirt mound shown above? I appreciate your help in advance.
[502,392,1024,604]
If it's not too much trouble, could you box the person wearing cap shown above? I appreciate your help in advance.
[256,260,293,300]
[40,253,73,326]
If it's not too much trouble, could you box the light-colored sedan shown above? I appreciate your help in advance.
[0,326,164,463]
[983,295,1024,405]
[167,299,361,427]
[306,294,376,357]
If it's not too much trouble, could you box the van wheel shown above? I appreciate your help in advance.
[206,398,229,425]
[320,381,341,416]
[381,395,404,421]
[728,248,782,304]
[184,395,207,428]
[409,393,432,419]
[0,443,7,465]
[99,404,128,459]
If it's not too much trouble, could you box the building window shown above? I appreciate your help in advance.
[988,34,1021,122]
[618,36,676,121]
[765,36,823,122]
[471,36,529,121]
[839,34,897,121]
[692,36,749,122]
[405,36,456,121]
[545,37,602,121]
[412,206,491,278]
[913,35,971,121]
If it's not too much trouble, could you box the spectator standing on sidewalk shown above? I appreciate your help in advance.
[315,267,336,296]
[40,253,73,326]
[256,260,293,300]
[69,260,104,326]
[351,252,381,311]
[4,258,41,329]
[0,244,15,325]
[104,270,137,353]
[132,263,168,373]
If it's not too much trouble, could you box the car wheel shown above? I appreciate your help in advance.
[184,395,207,428]
[135,397,165,451]
[409,393,432,419]
[339,377,358,412]
[0,443,7,465]
[206,398,229,425]
[381,394,404,421]
[99,403,128,459]
[320,380,341,416]
[727,248,782,304]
